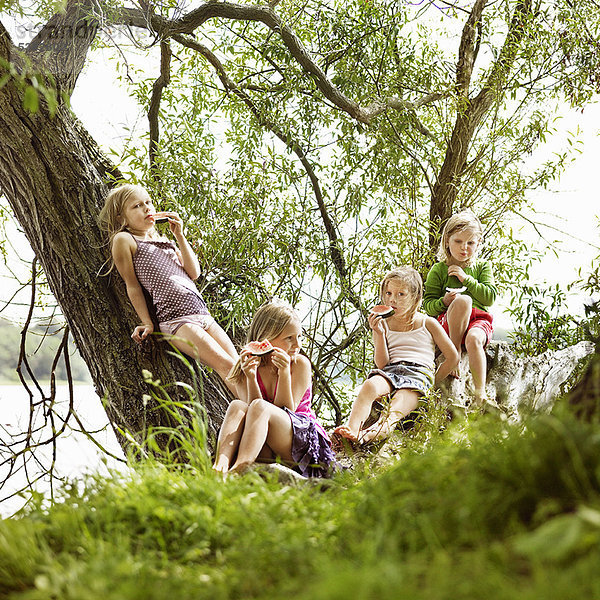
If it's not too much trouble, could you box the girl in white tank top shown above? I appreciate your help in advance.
[333,267,459,445]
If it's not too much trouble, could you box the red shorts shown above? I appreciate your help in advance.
[437,308,493,347]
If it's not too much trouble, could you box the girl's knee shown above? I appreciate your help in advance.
[247,398,270,416]
[448,294,472,313]
[360,377,386,398]
[391,390,420,413]
[465,329,485,351]
[226,399,248,417]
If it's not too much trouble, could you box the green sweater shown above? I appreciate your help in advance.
[423,260,497,316]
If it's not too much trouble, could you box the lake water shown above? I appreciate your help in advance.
[0,384,126,517]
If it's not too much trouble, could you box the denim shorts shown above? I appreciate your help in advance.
[368,360,434,396]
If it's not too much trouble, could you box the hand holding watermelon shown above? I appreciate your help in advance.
[244,339,275,356]
[270,346,292,371]
[368,305,393,333]
[370,305,395,318]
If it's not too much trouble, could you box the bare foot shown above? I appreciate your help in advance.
[449,366,461,380]
[479,396,503,414]
[229,460,252,475]
[359,422,392,445]
[333,425,359,442]
[472,391,487,408]
[212,461,230,480]
[213,458,229,473]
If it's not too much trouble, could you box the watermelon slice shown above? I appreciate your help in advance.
[245,339,275,356]
[370,305,395,318]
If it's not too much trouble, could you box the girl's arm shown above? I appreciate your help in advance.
[272,352,311,412]
[423,263,449,316]
[112,233,154,342]
[159,212,201,280]
[175,231,201,280]
[425,317,459,384]
[448,261,497,307]
[239,350,262,403]
[369,313,389,369]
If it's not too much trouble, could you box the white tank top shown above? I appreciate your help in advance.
[385,317,435,370]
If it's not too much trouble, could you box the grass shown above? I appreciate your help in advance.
[2,402,600,599]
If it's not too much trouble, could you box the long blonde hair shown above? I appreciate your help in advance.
[228,300,299,384]
[379,266,423,322]
[98,184,157,273]
[436,210,483,265]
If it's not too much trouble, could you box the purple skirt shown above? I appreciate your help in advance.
[283,408,337,478]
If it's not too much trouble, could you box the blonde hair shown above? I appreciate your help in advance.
[228,300,299,384]
[379,266,423,322]
[99,184,149,237]
[436,210,483,265]
[98,184,157,273]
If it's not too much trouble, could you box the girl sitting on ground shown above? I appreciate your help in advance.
[213,300,336,477]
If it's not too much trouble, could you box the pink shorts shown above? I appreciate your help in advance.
[437,308,493,347]
[159,313,215,336]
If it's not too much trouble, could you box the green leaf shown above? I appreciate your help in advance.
[512,512,595,562]
[23,85,39,113]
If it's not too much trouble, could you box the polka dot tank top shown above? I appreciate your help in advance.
[131,236,208,323]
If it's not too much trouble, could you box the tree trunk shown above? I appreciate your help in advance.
[428,0,533,247]
[438,340,594,419]
[0,19,228,453]
[568,345,600,423]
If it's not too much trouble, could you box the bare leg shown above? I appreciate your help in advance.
[334,375,392,441]
[167,322,240,396]
[465,328,488,403]
[446,295,472,377]
[213,400,248,474]
[205,320,238,362]
[360,389,420,444]
[230,399,294,473]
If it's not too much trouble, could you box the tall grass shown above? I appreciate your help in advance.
[2,402,600,599]
[120,354,214,473]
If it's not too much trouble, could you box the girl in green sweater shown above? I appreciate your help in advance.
[423,211,497,407]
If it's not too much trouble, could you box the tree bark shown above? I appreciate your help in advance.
[568,345,600,423]
[438,340,594,419]
[0,13,228,453]
[429,0,533,245]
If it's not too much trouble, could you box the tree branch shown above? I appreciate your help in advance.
[429,0,534,240]
[113,2,445,127]
[455,0,487,97]
[148,39,172,180]
[25,0,100,92]
[471,0,533,120]
[173,32,363,311]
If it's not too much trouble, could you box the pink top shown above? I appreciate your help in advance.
[256,371,330,440]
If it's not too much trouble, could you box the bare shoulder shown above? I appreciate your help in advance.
[424,315,442,334]
[291,353,312,376]
[111,231,136,255]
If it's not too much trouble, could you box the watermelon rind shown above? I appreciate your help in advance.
[445,286,467,293]
[370,305,395,318]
